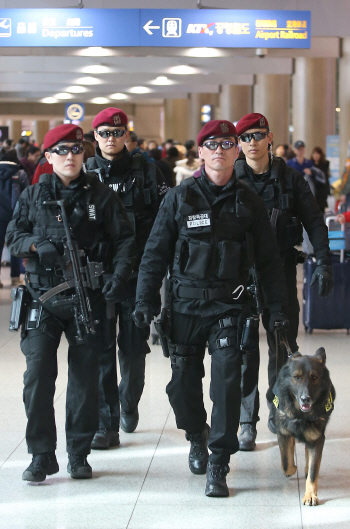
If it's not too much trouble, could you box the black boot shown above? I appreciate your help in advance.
[185,424,210,475]
[67,454,92,479]
[91,429,120,449]
[120,408,139,433]
[238,423,257,451]
[22,452,59,482]
[205,462,230,497]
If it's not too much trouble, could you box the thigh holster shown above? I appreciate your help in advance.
[168,343,204,373]
[208,315,238,355]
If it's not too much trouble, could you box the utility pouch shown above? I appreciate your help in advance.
[25,299,43,331]
[154,307,171,357]
[9,285,30,332]
[184,240,211,279]
[217,240,241,279]
[240,316,259,355]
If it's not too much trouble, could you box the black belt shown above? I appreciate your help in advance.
[174,283,244,302]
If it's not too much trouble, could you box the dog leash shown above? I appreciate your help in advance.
[274,322,294,377]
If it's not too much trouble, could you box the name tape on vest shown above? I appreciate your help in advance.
[187,213,211,228]
[88,204,96,221]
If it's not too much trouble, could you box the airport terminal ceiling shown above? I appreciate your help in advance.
[0,0,346,106]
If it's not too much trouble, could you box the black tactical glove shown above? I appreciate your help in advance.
[35,239,63,270]
[310,264,334,297]
[269,311,290,334]
[132,302,153,328]
[102,275,127,303]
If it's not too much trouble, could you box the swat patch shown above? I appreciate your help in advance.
[187,213,211,228]
[88,204,96,221]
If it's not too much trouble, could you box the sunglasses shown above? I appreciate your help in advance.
[49,144,84,155]
[96,129,126,139]
[239,131,269,143]
[202,140,237,150]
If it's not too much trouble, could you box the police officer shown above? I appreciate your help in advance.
[85,108,168,447]
[235,113,333,450]
[6,124,136,482]
[132,120,289,497]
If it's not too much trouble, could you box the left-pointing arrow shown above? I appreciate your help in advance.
[143,20,160,35]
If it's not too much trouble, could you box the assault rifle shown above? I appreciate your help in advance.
[247,265,263,315]
[39,199,104,344]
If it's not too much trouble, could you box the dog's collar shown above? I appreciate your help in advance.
[272,391,334,414]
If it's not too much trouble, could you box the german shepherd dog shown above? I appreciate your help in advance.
[272,347,335,506]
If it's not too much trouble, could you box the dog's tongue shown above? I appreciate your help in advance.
[300,403,311,412]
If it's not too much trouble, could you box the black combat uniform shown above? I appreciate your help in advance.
[135,171,287,467]
[235,156,332,424]
[85,146,168,434]
[5,171,136,457]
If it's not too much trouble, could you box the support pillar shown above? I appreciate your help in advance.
[339,39,350,171]
[219,85,252,123]
[253,74,290,147]
[6,120,22,143]
[164,99,190,144]
[32,120,50,146]
[292,58,336,152]
[188,93,202,145]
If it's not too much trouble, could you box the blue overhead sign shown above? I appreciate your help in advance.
[65,103,85,122]
[140,10,311,48]
[0,9,311,48]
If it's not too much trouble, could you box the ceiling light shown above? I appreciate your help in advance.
[151,76,174,85]
[91,97,110,104]
[54,93,73,100]
[41,97,58,104]
[168,65,200,75]
[65,85,88,93]
[80,65,111,74]
[128,86,151,94]
[110,93,128,100]
[78,47,112,57]
[75,76,102,85]
[186,47,222,58]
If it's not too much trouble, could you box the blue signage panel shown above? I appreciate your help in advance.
[0,9,310,48]
[140,9,311,49]
[65,103,85,122]
[0,9,139,47]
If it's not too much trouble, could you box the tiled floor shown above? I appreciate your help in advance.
[0,266,349,529]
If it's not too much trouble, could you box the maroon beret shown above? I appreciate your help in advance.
[236,113,269,137]
[197,120,237,146]
[44,124,83,150]
[92,107,128,129]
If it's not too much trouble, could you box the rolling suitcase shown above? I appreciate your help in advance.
[303,216,350,333]
[303,256,350,333]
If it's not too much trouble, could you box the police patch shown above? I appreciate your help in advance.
[113,115,122,125]
[187,213,211,228]
[220,123,229,134]
[88,204,96,221]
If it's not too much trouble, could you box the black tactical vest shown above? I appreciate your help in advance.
[171,177,254,285]
[235,158,303,251]
[85,153,155,265]
[25,172,109,278]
